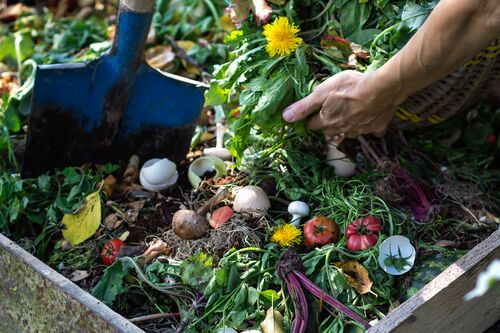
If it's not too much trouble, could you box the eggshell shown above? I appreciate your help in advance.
[141,158,177,185]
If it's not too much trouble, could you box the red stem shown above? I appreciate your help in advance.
[284,277,304,333]
[293,271,371,329]
[289,273,308,333]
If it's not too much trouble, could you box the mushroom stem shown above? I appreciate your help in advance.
[290,214,302,226]
[215,123,224,149]
[203,122,232,160]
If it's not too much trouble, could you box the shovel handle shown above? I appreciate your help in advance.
[122,0,155,13]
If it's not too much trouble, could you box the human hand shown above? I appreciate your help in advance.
[282,70,398,138]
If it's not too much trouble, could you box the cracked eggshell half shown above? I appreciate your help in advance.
[378,235,416,275]
[188,155,227,188]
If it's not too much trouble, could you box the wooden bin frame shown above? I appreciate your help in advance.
[1,229,499,333]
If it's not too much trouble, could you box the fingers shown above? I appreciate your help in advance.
[282,90,324,123]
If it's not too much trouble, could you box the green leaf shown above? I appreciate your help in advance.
[226,265,241,293]
[215,267,228,287]
[365,53,386,73]
[400,2,433,31]
[234,284,248,307]
[91,259,131,306]
[180,253,214,289]
[0,35,16,63]
[63,168,82,185]
[205,82,229,106]
[247,286,260,306]
[37,175,51,191]
[339,1,371,37]
[260,289,280,302]
[348,29,381,46]
[103,163,120,174]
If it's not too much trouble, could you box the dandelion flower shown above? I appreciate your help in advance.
[263,17,303,57]
[225,30,243,42]
[270,224,302,247]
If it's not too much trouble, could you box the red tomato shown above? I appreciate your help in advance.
[345,216,382,251]
[100,239,126,265]
[303,216,339,247]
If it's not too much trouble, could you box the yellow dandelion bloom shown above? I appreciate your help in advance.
[225,30,243,42]
[270,224,302,247]
[263,17,303,57]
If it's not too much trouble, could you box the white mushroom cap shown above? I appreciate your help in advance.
[233,185,270,213]
[288,201,309,225]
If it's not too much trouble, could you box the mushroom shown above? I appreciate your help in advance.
[172,188,230,239]
[188,155,227,188]
[287,201,309,226]
[139,158,178,192]
[233,185,270,213]
[203,122,232,161]
[326,137,356,178]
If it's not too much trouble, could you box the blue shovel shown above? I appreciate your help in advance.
[22,0,205,177]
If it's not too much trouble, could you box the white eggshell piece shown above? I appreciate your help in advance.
[378,235,416,276]
[233,185,271,213]
[140,169,178,192]
[141,158,177,185]
[188,156,227,188]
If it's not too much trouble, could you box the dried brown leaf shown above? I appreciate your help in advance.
[69,270,90,282]
[104,213,123,230]
[101,174,117,197]
[260,308,284,333]
[334,260,373,294]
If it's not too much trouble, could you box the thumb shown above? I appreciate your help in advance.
[283,90,323,123]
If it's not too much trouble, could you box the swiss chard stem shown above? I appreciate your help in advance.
[289,273,308,333]
[293,271,371,329]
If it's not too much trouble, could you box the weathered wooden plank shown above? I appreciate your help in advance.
[0,233,144,333]
[368,228,500,333]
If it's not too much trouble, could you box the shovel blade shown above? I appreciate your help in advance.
[22,58,205,178]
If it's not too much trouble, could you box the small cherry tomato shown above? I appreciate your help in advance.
[100,239,126,265]
[303,216,339,247]
[346,216,382,251]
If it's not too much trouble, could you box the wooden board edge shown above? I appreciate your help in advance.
[0,233,144,333]
[368,228,500,332]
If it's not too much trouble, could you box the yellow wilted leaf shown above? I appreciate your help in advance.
[219,15,235,32]
[334,260,373,295]
[177,40,196,52]
[260,307,284,333]
[62,191,102,245]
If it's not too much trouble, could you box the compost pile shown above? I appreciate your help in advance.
[0,1,499,333]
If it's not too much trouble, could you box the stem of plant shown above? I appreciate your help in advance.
[293,271,371,329]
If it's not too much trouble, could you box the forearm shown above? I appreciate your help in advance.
[373,0,500,104]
